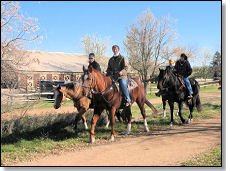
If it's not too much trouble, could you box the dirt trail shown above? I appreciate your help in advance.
[15,116,221,166]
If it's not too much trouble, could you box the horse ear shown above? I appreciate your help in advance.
[83,65,87,72]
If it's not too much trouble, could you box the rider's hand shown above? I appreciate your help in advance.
[119,71,123,76]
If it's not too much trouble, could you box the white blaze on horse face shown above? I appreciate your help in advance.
[144,119,149,132]
[126,123,131,135]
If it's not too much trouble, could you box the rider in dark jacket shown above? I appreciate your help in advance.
[174,53,193,98]
[88,53,101,72]
[106,45,131,107]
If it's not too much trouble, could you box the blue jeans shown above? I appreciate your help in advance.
[119,79,131,102]
[184,77,193,95]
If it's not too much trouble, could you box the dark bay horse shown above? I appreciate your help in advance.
[82,66,158,143]
[157,68,202,125]
[53,83,126,130]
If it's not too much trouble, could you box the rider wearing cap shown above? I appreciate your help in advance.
[106,45,131,107]
[88,53,101,72]
[166,59,175,70]
[174,53,193,98]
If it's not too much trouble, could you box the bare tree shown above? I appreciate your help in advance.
[123,9,177,92]
[172,45,197,62]
[81,34,109,71]
[1,1,41,90]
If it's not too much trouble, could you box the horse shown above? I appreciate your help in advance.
[53,83,126,130]
[162,96,179,117]
[82,65,158,143]
[156,68,202,125]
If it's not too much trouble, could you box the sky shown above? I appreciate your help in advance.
[18,1,221,65]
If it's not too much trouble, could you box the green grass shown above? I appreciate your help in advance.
[182,145,221,166]
[1,100,73,113]
[200,85,220,92]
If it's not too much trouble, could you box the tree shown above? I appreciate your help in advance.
[1,1,41,89]
[211,51,221,80]
[198,48,212,81]
[81,34,109,71]
[123,9,177,93]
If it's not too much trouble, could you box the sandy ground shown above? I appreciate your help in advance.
[14,116,221,166]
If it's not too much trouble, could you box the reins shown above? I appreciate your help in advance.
[82,73,117,104]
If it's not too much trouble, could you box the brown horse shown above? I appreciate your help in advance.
[53,83,126,130]
[53,83,91,130]
[82,66,158,143]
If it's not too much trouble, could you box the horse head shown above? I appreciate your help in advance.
[157,68,170,91]
[82,65,96,98]
[53,84,67,109]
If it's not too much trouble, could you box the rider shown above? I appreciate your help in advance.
[106,45,131,107]
[88,53,101,72]
[174,53,193,98]
[166,59,175,70]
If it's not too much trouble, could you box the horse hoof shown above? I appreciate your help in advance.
[110,136,115,141]
[144,126,149,132]
[169,122,173,126]
[89,137,95,144]
[184,120,190,124]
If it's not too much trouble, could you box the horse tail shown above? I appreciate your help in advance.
[145,99,158,115]
[194,94,202,112]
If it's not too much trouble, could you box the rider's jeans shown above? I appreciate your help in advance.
[183,77,193,95]
[119,79,131,102]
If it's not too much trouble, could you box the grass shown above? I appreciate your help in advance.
[1,100,73,113]
[182,145,221,166]
[200,85,220,92]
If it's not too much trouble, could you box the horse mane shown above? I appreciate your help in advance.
[91,67,112,87]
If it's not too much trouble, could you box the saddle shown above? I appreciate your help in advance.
[114,78,138,93]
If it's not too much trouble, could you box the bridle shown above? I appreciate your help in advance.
[82,72,116,104]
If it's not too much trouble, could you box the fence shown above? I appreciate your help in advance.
[146,80,220,95]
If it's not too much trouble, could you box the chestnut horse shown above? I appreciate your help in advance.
[82,66,158,143]
[53,83,126,130]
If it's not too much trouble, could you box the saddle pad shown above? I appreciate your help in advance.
[127,78,138,92]
[114,79,138,92]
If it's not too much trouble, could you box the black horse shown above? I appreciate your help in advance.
[157,68,202,125]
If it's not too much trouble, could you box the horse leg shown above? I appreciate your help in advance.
[90,108,102,143]
[162,98,167,118]
[178,101,186,124]
[81,114,88,130]
[168,101,174,126]
[125,107,132,135]
[176,103,179,116]
[109,107,116,141]
[115,110,122,122]
[105,110,110,128]
[74,108,86,131]
[187,102,194,124]
[137,99,149,132]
